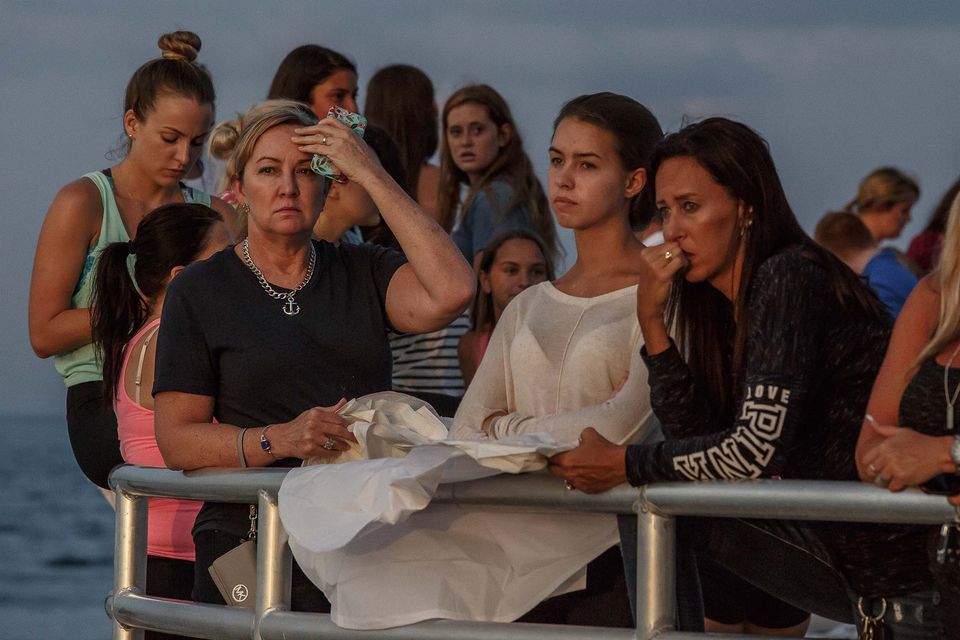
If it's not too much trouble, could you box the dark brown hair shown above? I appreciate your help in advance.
[91,203,223,404]
[267,45,355,104]
[358,124,408,250]
[124,31,215,133]
[652,118,886,421]
[437,84,559,266]
[364,64,438,199]
[553,92,663,229]
[469,229,554,330]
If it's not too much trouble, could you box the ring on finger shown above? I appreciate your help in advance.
[867,463,878,475]
[321,135,328,145]
[664,250,673,263]
[564,481,574,491]
[322,437,336,450]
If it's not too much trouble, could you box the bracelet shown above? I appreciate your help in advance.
[951,435,960,471]
[236,428,248,469]
[260,426,275,458]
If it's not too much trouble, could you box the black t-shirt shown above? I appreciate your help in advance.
[154,239,406,536]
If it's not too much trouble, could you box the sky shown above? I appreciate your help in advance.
[4,0,960,415]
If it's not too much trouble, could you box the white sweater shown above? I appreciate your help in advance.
[451,281,657,446]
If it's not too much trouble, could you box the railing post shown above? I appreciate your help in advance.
[255,489,292,640]
[635,490,675,640]
[111,488,147,640]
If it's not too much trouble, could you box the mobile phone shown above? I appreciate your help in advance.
[310,106,367,183]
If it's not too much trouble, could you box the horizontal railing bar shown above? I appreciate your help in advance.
[643,480,959,524]
[107,592,253,640]
[258,610,637,640]
[434,472,639,513]
[111,466,959,524]
[110,466,284,502]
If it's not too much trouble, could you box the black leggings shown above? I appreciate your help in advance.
[66,381,124,488]
[517,545,633,627]
[145,555,197,640]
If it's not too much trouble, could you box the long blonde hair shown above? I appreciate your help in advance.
[915,192,960,366]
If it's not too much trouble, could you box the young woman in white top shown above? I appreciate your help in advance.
[450,92,664,625]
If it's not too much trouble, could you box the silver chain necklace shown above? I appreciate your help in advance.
[241,238,316,316]
[944,341,960,432]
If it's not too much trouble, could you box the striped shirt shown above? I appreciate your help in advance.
[390,314,471,397]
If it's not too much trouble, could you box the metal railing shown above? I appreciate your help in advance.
[107,466,960,640]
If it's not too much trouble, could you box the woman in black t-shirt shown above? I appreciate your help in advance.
[153,101,473,609]
[550,118,939,636]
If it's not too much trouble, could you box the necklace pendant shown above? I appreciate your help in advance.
[283,299,301,316]
[949,403,955,432]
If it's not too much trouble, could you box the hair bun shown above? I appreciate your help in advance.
[208,118,242,161]
[157,31,201,63]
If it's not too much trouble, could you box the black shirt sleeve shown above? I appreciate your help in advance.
[153,274,218,398]
[626,252,830,485]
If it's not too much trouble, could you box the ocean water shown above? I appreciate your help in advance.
[1,415,115,640]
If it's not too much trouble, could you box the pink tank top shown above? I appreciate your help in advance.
[115,318,200,561]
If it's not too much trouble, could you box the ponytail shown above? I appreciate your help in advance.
[91,243,147,406]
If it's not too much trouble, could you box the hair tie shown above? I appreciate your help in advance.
[127,240,136,255]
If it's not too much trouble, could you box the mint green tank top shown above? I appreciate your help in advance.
[54,171,212,387]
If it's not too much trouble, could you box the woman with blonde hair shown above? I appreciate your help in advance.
[856,190,960,630]
[28,30,235,490]
[153,100,473,609]
[845,166,920,242]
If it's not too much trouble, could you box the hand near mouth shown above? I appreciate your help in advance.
[636,241,686,354]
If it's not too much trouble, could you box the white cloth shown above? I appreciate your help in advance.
[279,278,659,628]
[280,392,615,629]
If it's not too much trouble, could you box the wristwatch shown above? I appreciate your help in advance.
[951,435,960,471]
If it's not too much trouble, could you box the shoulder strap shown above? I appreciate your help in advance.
[134,324,162,405]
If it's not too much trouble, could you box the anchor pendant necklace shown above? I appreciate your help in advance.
[241,239,316,316]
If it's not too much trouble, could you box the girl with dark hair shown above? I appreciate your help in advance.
[451,92,664,626]
[364,64,440,216]
[438,84,560,268]
[28,30,236,490]
[551,117,941,636]
[91,203,229,640]
[268,44,357,116]
[907,175,960,273]
[458,229,553,386]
